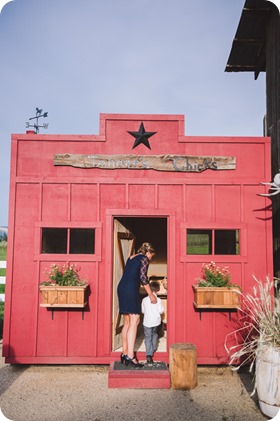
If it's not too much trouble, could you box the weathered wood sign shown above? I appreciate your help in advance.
[54,154,236,173]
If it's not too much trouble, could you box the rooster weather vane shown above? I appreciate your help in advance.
[26,108,49,134]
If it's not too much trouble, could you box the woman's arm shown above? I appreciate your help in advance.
[143,283,157,304]
[140,255,157,303]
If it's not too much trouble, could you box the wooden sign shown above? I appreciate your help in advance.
[54,154,236,173]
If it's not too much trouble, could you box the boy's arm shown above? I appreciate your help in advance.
[158,298,164,314]
[141,298,145,314]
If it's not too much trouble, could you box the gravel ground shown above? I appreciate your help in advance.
[0,342,270,421]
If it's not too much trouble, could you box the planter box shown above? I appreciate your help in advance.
[192,285,240,309]
[39,284,89,308]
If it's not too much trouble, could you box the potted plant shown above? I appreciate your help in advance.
[225,276,280,418]
[39,263,89,308]
[192,262,240,309]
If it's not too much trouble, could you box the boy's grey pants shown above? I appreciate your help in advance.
[144,325,159,356]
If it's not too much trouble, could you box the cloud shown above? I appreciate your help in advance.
[0,0,13,14]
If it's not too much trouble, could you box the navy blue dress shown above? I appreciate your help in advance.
[117,254,150,315]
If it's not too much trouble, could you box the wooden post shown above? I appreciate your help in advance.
[169,343,198,390]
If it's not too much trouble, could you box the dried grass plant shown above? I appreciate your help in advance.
[225,276,280,372]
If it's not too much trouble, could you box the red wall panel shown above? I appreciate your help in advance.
[128,184,156,209]
[70,184,98,221]
[8,184,40,356]
[185,185,213,223]
[215,186,241,223]
[42,184,69,221]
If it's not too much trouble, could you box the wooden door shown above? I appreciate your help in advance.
[112,219,136,350]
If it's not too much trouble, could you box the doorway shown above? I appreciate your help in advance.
[112,217,168,353]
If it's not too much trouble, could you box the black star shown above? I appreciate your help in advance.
[127,122,157,150]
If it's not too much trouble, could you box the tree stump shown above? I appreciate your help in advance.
[169,343,197,389]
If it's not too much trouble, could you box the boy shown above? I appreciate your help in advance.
[141,281,164,363]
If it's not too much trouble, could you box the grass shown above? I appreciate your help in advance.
[187,245,209,254]
[0,241,7,260]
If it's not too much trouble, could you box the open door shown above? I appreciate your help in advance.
[112,216,168,353]
[112,219,136,351]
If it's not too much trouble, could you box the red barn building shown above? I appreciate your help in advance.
[3,113,273,364]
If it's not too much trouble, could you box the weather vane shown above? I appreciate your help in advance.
[26,108,49,134]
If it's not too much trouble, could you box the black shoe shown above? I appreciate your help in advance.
[146,355,153,364]
[133,352,139,363]
[125,356,144,368]
[120,353,127,364]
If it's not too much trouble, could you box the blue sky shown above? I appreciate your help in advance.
[0,0,268,226]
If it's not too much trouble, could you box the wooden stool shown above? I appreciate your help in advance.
[169,343,198,389]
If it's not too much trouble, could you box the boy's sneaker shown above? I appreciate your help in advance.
[146,355,153,363]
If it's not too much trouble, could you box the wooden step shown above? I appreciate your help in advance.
[108,361,170,389]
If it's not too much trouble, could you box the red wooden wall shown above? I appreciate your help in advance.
[3,113,273,364]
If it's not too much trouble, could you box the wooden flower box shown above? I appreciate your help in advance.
[39,284,89,308]
[192,285,240,309]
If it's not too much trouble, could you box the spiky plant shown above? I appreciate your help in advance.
[225,276,280,372]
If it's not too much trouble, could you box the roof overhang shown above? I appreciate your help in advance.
[225,0,275,79]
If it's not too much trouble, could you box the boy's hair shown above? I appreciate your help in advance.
[150,281,160,293]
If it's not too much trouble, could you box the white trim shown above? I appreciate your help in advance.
[0,261,6,269]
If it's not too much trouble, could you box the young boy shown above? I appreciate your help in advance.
[141,281,164,363]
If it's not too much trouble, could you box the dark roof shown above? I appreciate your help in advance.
[225,0,275,79]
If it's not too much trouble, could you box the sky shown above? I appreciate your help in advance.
[0,0,271,226]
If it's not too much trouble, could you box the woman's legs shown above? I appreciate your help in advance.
[127,314,140,359]
[121,314,130,355]
[121,313,140,359]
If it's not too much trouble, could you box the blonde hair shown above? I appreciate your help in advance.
[137,242,155,255]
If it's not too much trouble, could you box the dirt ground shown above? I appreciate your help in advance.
[0,341,272,421]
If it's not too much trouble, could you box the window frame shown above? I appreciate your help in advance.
[180,222,247,263]
[34,221,102,262]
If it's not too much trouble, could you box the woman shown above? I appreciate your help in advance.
[117,242,156,367]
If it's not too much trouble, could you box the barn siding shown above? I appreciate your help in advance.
[3,114,273,364]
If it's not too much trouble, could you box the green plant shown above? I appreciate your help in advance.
[225,276,280,370]
[196,261,235,288]
[41,263,86,286]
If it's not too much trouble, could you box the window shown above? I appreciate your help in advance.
[42,228,95,254]
[215,229,239,255]
[70,228,95,254]
[187,229,212,255]
[187,229,239,255]
[42,228,67,254]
